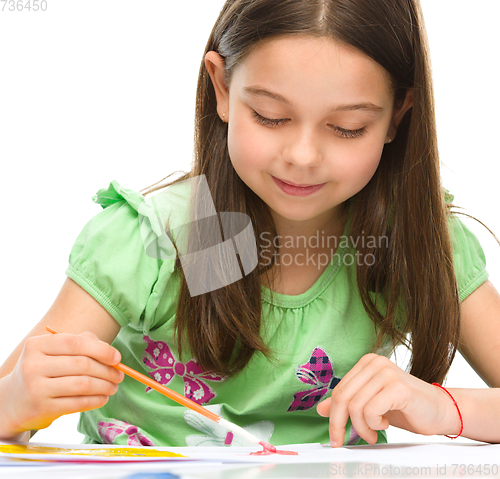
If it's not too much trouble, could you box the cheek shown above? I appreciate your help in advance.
[334,141,384,186]
[227,118,271,174]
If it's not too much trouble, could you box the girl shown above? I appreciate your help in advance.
[1,0,499,448]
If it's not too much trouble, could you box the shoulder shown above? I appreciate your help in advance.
[80,178,193,259]
[66,179,193,328]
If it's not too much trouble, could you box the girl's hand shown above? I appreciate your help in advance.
[0,331,124,437]
[316,353,461,447]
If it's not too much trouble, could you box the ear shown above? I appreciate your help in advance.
[386,88,414,143]
[205,51,230,123]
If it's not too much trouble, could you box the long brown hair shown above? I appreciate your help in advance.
[141,0,485,383]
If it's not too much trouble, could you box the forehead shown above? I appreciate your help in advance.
[232,35,393,105]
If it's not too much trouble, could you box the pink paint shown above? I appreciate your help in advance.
[260,441,276,453]
[250,441,298,456]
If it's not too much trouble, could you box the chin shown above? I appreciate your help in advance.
[272,209,320,223]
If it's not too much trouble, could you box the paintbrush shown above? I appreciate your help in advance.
[46,326,276,453]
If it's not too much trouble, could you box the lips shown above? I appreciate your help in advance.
[275,177,323,188]
[272,176,326,197]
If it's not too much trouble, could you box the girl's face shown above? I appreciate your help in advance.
[206,35,412,236]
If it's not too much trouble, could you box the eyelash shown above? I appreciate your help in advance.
[251,110,367,139]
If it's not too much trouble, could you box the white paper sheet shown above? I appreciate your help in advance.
[2,440,500,465]
[164,442,500,466]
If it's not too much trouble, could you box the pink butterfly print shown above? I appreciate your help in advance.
[98,420,156,446]
[288,347,361,443]
[142,335,224,405]
[287,347,341,412]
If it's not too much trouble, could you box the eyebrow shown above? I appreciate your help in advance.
[243,86,385,113]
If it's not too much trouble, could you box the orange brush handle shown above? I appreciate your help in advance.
[45,326,221,424]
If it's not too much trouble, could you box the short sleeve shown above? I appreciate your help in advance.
[65,181,176,329]
[445,190,489,302]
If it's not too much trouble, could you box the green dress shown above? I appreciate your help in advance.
[65,179,488,447]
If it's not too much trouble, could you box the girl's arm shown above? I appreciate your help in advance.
[317,279,500,446]
[456,279,500,388]
[443,279,500,442]
[0,277,123,441]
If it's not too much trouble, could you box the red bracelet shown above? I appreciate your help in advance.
[432,383,463,439]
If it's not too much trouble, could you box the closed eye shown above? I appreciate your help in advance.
[251,111,367,139]
[252,111,288,128]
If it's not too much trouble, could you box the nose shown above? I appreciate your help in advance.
[283,127,323,169]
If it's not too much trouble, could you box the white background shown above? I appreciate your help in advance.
[0,1,498,445]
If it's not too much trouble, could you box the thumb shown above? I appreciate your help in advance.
[316,397,331,417]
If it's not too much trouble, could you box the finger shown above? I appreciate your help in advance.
[362,386,398,432]
[344,373,394,445]
[79,331,102,341]
[317,397,331,417]
[45,375,120,399]
[321,353,380,422]
[328,386,352,447]
[15,394,113,431]
[38,333,121,366]
[328,355,392,447]
[317,357,379,421]
[51,395,112,417]
[335,353,380,386]
[44,355,124,384]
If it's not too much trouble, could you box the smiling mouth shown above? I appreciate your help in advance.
[271,176,327,197]
[274,176,325,188]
